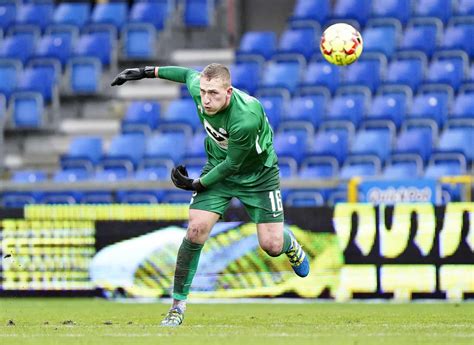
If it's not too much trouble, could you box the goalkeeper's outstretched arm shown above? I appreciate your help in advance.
[111,66,196,86]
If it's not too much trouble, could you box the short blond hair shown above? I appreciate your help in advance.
[201,63,231,87]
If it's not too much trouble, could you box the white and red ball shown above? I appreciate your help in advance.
[320,23,363,66]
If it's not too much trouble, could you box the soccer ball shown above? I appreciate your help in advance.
[320,23,363,66]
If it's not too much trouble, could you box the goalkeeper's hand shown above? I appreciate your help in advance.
[171,165,206,192]
[110,66,156,86]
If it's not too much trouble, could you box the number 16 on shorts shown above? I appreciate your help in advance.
[268,190,283,217]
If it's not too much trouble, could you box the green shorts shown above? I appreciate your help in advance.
[189,165,284,223]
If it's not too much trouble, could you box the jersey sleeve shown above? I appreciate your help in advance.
[158,66,199,85]
[200,114,260,187]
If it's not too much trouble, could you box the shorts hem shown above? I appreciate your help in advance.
[189,204,224,217]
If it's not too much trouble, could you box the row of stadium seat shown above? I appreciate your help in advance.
[291,0,474,26]
[125,85,474,133]
[233,50,474,95]
[0,157,465,207]
[2,14,472,71]
[1,52,473,129]
[239,16,474,64]
[0,0,214,32]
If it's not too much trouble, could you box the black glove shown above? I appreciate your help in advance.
[110,66,156,86]
[171,165,206,192]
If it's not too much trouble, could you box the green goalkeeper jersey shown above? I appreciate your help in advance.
[158,66,278,188]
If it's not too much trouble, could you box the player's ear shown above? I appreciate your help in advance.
[227,86,233,96]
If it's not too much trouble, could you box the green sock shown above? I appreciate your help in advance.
[279,229,292,255]
[172,238,203,301]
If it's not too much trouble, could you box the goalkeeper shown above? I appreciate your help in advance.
[111,64,310,327]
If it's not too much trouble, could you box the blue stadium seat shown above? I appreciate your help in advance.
[371,0,411,25]
[0,33,36,64]
[34,34,71,68]
[121,23,157,59]
[16,64,57,103]
[144,132,187,164]
[282,92,326,128]
[1,192,39,207]
[425,161,466,178]
[91,2,128,30]
[81,191,115,204]
[184,131,207,159]
[343,53,386,93]
[362,22,398,58]
[425,160,465,177]
[450,89,474,119]
[46,170,90,204]
[259,58,304,94]
[67,57,102,94]
[326,88,370,127]
[385,53,426,91]
[0,0,16,32]
[12,169,47,183]
[129,0,169,30]
[414,0,453,24]
[278,157,298,178]
[134,166,171,181]
[349,128,393,164]
[161,98,200,131]
[392,128,433,165]
[0,58,21,99]
[278,21,319,61]
[340,159,380,179]
[230,60,261,95]
[258,92,288,129]
[426,51,468,91]
[290,0,330,23]
[333,0,372,26]
[0,170,45,207]
[40,192,82,205]
[100,134,146,174]
[236,31,276,60]
[53,2,90,29]
[273,131,308,164]
[121,101,160,134]
[300,157,338,178]
[441,22,474,57]
[366,89,410,129]
[457,0,474,15]
[10,91,44,128]
[277,119,315,138]
[408,87,451,127]
[399,18,441,57]
[16,1,54,31]
[436,127,474,163]
[382,161,421,179]
[285,190,324,207]
[60,136,103,172]
[307,130,348,165]
[184,0,213,27]
[53,169,90,183]
[116,190,162,204]
[162,190,193,204]
[301,60,341,94]
[75,26,115,66]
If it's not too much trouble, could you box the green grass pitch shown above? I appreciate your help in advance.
[0,298,472,345]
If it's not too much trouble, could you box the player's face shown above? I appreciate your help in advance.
[200,76,232,115]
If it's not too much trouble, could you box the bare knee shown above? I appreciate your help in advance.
[260,238,283,257]
[186,221,211,244]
